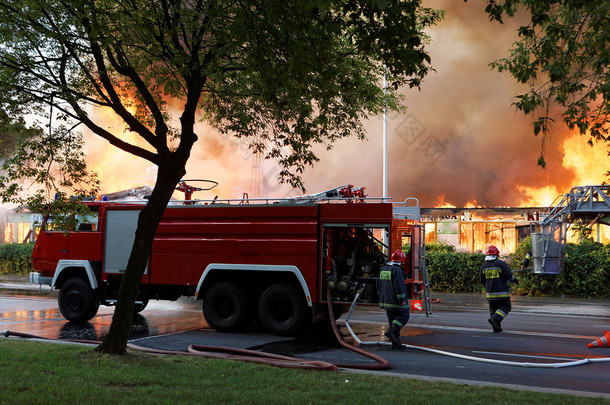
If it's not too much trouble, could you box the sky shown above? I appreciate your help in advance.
[83,0,608,207]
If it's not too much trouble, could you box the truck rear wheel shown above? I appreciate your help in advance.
[203,282,251,332]
[258,284,308,336]
[58,278,99,322]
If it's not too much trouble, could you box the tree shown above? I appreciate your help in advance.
[0,0,443,354]
[485,0,610,170]
[0,111,38,159]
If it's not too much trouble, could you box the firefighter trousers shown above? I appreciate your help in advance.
[386,307,410,329]
[488,298,511,324]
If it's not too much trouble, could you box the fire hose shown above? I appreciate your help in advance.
[1,329,338,371]
[341,288,610,369]
[5,289,610,370]
[0,288,391,372]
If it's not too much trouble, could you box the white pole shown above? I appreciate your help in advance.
[382,66,389,252]
[383,66,388,201]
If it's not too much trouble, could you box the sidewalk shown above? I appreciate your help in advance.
[0,274,39,292]
[430,291,610,317]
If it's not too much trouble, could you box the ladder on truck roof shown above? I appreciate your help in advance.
[534,185,610,274]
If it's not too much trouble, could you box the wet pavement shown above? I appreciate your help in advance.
[2,274,610,398]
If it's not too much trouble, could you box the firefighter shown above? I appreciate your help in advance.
[377,250,410,349]
[479,245,517,333]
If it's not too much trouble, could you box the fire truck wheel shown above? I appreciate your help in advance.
[58,278,99,323]
[258,284,308,336]
[203,282,251,332]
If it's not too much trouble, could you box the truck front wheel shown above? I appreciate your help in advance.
[203,282,251,332]
[58,278,99,322]
[258,284,308,336]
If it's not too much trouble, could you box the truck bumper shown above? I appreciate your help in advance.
[29,272,53,286]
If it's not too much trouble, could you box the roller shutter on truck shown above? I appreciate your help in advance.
[104,209,147,274]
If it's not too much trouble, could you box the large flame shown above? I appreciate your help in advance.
[517,134,607,207]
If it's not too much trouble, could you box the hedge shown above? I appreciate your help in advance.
[0,243,34,274]
[425,242,484,293]
[425,238,610,299]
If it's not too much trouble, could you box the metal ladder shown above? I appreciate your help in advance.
[419,224,432,316]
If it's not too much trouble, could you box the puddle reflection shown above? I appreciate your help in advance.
[1,295,207,342]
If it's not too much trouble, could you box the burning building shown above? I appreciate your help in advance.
[422,205,610,254]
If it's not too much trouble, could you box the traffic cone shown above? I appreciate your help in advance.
[587,331,610,348]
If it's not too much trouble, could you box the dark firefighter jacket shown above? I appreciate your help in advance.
[479,258,516,300]
[377,262,408,309]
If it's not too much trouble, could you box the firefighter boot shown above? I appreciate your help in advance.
[488,316,502,333]
[384,324,405,349]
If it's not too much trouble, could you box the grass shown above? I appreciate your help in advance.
[1,340,608,404]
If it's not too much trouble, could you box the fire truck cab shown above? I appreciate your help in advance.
[30,185,428,335]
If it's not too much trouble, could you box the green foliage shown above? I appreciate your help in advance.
[426,247,484,293]
[559,241,610,298]
[0,110,38,159]
[426,241,456,253]
[0,129,100,209]
[429,236,610,298]
[571,220,594,242]
[0,243,34,274]
[506,236,610,298]
[0,0,444,192]
[486,0,610,170]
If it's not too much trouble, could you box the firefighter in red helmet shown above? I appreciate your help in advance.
[377,249,410,349]
[479,245,517,332]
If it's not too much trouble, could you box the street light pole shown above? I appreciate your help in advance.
[383,66,388,203]
[383,66,389,252]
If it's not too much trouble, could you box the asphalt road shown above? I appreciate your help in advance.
[1,279,609,399]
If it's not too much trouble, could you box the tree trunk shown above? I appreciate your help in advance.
[95,163,185,354]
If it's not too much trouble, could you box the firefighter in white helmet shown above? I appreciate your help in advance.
[377,250,410,349]
[480,245,517,333]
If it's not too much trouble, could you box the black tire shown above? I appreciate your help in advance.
[258,284,308,336]
[58,278,99,323]
[203,282,251,332]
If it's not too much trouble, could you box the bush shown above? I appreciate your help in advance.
[425,241,456,254]
[0,243,34,274]
[427,236,610,299]
[426,242,484,293]
[559,241,610,298]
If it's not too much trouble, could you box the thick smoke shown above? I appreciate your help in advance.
[85,0,606,205]
[301,0,599,207]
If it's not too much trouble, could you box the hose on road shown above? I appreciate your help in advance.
[1,288,391,372]
[5,289,608,370]
[342,292,610,369]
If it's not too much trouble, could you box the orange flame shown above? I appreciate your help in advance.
[517,132,607,207]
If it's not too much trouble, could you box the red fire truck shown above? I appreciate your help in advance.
[29,185,428,335]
